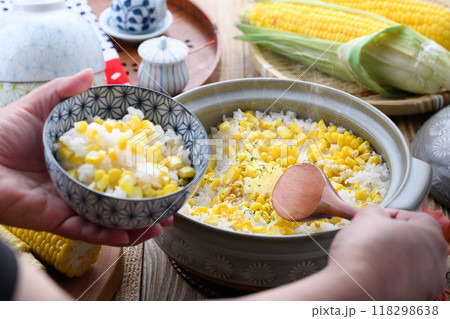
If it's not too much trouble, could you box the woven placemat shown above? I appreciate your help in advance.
[169,258,251,299]
[113,244,143,301]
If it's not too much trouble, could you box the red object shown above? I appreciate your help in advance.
[104,58,131,85]
[422,204,450,254]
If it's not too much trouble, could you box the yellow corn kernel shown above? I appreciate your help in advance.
[95,174,110,191]
[105,121,118,133]
[67,169,78,179]
[344,157,356,167]
[296,133,307,145]
[256,195,265,204]
[146,147,163,163]
[159,175,170,186]
[368,155,380,164]
[372,194,383,203]
[87,129,98,140]
[329,125,337,133]
[94,169,106,182]
[321,0,450,51]
[130,186,143,198]
[94,118,104,125]
[289,122,301,134]
[74,121,88,134]
[128,115,141,132]
[350,137,363,149]
[59,146,74,160]
[337,133,345,147]
[250,202,262,211]
[356,188,370,201]
[341,145,357,158]
[85,150,106,166]
[208,157,217,169]
[162,184,178,195]
[262,130,277,139]
[259,120,275,131]
[107,148,117,161]
[209,178,220,190]
[188,197,197,206]
[143,184,156,197]
[165,155,183,170]
[277,126,294,139]
[119,174,136,195]
[118,134,128,151]
[119,122,130,133]
[108,168,122,185]
[308,145,322,162]
[219,121,231,132]
[224,166,241,184]
[253,226,266,233]
[317,138,328,152]
[178,166,195,178]
[358,141,372,154]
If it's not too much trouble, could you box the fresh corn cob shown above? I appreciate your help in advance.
[321,0,450,51]
[240,0,396,43]
[6,227,102,278]
[0,225,46,271]
[237,1,450,96]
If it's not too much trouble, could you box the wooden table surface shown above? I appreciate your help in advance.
[89,0,449,301]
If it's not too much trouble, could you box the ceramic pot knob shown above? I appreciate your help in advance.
[137,36,189,96]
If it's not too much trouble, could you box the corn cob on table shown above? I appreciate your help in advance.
[0,225,124,300]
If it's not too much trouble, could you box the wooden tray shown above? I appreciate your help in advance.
[90,0,221,94]
[246,0,450,116]
[49,246,124,301]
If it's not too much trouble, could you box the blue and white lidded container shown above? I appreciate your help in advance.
[137,36,189,96]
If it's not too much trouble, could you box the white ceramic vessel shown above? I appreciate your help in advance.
[138,36,189,96]
[0,0,105,107]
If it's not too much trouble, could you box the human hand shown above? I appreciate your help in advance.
[327,204,448,300]
[0,69,173,246]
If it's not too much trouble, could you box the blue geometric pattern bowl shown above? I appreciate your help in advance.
[43,85,209,230]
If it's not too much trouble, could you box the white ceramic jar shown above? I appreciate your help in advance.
[0,0,105,107]
[137,36,189,96]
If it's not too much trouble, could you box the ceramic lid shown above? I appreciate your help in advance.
[0,0,104,82]
[138,36,189,65]
[412,105,450,208]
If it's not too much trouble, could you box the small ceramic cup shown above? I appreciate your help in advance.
[110,0,167,34]
[138,36,189,96]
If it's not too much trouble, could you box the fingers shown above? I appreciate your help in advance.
[159,216,174,227]
[50,213,175,246]
[12,68,94,122]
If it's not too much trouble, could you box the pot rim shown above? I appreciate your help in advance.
[174,78,415,239]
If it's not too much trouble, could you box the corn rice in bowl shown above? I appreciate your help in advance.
[154,78,432,290]
[182,109,389,236]
[43,85,209,230]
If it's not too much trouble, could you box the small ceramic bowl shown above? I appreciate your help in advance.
[0,0,105,107]
[138,36,189,96]
[43,85,209,230]
[153,78,432,290]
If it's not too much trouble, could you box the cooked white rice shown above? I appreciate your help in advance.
[181,109,390,236]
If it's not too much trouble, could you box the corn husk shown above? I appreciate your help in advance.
[236,0,450,97]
